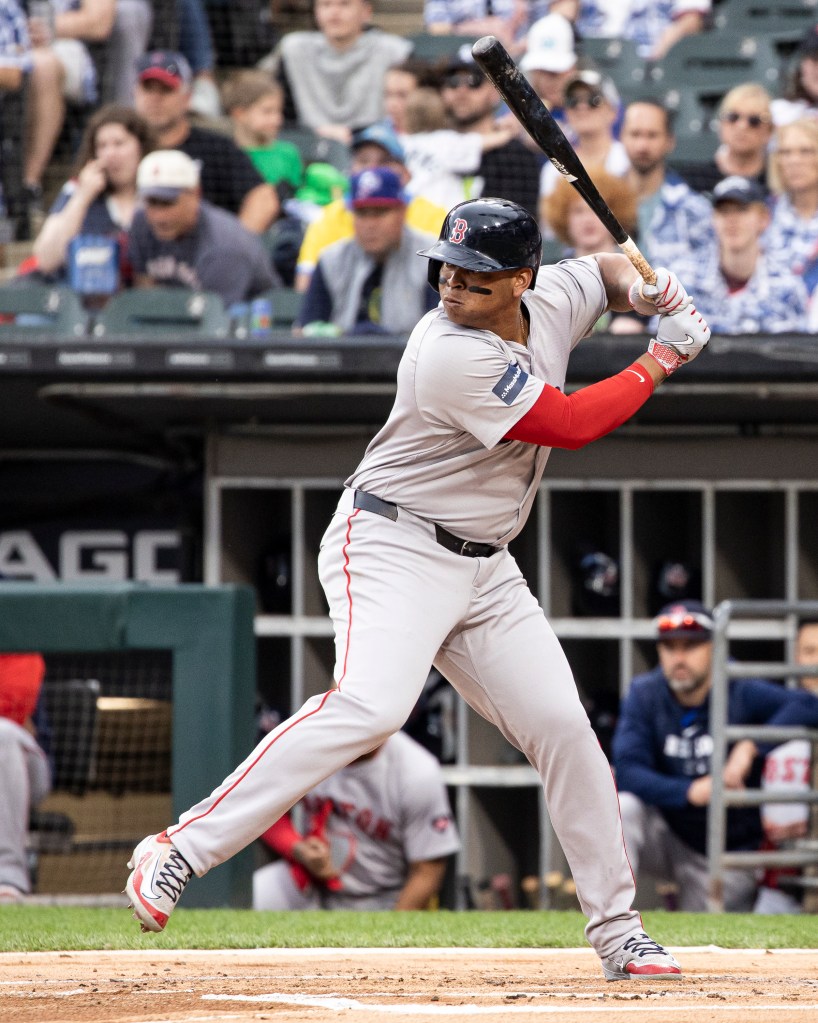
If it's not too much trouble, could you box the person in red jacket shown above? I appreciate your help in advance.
[0,653,51,901]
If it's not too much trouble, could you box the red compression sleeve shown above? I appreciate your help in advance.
[260,813,303,858]
[504,361,655,450]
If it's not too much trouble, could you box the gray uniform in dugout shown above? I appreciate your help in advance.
[127,197,711,980]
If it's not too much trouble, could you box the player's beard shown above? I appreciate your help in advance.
[667,670,709,699]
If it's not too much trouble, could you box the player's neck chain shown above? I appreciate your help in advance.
[518,308,529,347]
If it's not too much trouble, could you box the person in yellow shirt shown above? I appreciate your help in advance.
[295,122,446,292]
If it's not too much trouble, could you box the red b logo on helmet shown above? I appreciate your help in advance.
[449,218,468,244]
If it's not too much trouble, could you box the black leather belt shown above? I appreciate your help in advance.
[352,490,501,558]
[353,489,398,520]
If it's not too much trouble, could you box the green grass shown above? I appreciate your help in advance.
[1,908,817,953]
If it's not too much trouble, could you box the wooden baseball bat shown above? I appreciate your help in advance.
[471,35,657,286]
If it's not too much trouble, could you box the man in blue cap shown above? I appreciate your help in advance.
[613,598,818,911]
[296,167,437,335]
[294,122,446,291]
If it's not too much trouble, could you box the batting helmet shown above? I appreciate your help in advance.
[418,198,542,290]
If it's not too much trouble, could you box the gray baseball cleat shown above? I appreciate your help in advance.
[124,831,192,932]
[601,931,682,981]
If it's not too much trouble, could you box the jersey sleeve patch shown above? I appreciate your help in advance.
[492,362,528,405]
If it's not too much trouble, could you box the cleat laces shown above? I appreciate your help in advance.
[622,933,667,958]
[151,849,192,903]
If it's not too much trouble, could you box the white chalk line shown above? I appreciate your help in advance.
[202,993,818,1015]
[3,945,818,961]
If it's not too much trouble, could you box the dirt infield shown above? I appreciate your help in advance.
[2,947,818,1023]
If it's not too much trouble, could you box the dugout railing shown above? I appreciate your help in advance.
[707,599,818,912]
[0,582,256,907]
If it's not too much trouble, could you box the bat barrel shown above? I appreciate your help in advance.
[471,35,657,284]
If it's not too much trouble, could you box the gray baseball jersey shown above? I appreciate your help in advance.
[348,257,607,544]
[253,731,459,909]
[170,251,643,957]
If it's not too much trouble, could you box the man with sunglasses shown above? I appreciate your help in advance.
[613,599,818,912]
[439,52,540,216]
[129,149,279,307]
[539,70,627,203]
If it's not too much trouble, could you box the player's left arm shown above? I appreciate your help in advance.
[394,858,448,910]
[594,253,692,317]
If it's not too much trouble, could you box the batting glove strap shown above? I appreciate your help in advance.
[628,268,691,316]
[647,339,686,376]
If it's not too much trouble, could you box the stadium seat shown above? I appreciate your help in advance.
[407,32,479,62]
[540,238,565,266]
[278,127,351,173]
[0,282,88,339]
[671,92,719,164]
[715,0,817,37]
[577,37,647,94]
[92,288,231,339]
[269,286,302,326]
[646,31,782,96]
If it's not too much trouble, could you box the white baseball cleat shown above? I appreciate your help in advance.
[601,931,682,981]
[124,831,192,932]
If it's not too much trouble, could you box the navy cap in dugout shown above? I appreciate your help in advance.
[653,599,715,642]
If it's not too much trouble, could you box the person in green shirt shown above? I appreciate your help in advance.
[222,70,303,194]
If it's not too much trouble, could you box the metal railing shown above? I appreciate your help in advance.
[707,599,818,911]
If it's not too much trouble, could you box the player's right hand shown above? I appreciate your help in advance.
[629,268,691,316]
[292,837,338,881]
[647,305,711,376]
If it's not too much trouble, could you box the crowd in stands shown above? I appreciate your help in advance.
[1,0,818,337]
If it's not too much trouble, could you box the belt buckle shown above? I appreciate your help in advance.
[460,539,474,557]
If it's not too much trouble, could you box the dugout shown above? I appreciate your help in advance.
[3,330,818,909]
[0,582,255,908]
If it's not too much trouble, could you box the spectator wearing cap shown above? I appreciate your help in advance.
[613,599,818,912]
[439,53,540,217]
[294,123,446,292]
[128,149,279,308]
[671,176,808,336]
[577,0,711,62]
[538,70,627,206]
[258,0,411,145]
[677,83,773,197]
[772,25,818,128]
[620,98,714,267]
[133,50,279,234]
[518,11,578,126]
[296,167,436,336]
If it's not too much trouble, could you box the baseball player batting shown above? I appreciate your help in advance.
[125,197,709,981]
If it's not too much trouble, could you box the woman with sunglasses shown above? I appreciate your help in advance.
[678,84,773,196]
[31,104,154,297]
